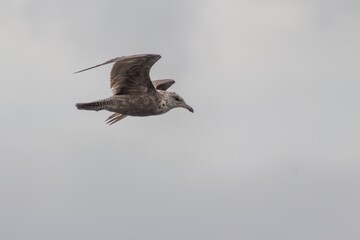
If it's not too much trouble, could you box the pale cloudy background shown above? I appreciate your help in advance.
[0,0,359,239]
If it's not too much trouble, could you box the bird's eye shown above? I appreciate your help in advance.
[174,96,181,101]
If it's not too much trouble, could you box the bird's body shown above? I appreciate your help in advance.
[75,54,193,124]
[77,91,171,116]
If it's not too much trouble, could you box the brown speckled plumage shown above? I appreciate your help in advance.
[75,54,193,125]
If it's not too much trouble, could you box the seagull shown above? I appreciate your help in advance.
[75,54,193,125]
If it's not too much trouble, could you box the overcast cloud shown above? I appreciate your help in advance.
[0,0,359,239]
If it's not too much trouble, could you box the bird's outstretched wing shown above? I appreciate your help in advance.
[105,79,176,125]
[75,54,161,95]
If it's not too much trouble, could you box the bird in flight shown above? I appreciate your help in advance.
[75,54,193,125]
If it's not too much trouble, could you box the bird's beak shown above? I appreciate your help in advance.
[184,103,194,113]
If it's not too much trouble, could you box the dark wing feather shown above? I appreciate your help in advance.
[152,79,175,91]
[73,57,120,74]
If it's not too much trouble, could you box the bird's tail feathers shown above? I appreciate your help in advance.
[76,101,104,111]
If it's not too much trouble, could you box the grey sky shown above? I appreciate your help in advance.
[1,0,359,239]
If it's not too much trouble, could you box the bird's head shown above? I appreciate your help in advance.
[167,92,194,113]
